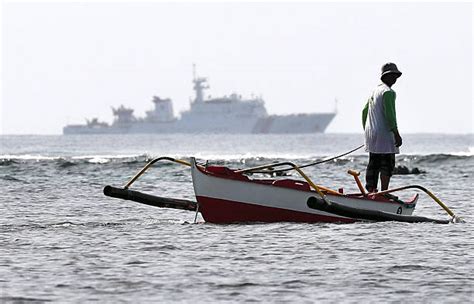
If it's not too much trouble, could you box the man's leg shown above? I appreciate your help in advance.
[380,154,395,190]
[365,153,380,192]
[380,175,390,190]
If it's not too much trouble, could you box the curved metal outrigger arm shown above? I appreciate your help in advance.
[367,185,463,222]
[123,157,191,189]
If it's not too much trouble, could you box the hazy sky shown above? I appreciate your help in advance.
[1,1,473,134]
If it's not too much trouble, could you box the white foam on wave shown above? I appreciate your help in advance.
[450,148,474,156]
[180,152,317,161]
[71,154,146,163]
[0,153,147,161]
[435,147,474,157]
[0,154,61,161]
[397,149,474,157]
[88,157,110,164]
[466,146,474,156]
[71,154,144,160]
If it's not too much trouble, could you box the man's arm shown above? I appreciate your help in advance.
[362,100,369,130]
[383,91,402,147]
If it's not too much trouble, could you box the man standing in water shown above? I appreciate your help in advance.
[362,63,403,193]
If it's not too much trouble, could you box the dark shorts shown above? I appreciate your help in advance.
[365,153,395,189]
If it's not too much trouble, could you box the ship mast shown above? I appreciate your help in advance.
[192,64,209,103]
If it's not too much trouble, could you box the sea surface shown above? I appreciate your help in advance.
[1,133,473,303]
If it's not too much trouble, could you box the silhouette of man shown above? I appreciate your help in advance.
[362,63,403,193]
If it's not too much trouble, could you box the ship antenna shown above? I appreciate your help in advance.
[192,64,207,103]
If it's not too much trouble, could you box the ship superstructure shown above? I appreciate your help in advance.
[63,69,336,135]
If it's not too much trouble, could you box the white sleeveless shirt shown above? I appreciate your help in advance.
[365,83,399,154]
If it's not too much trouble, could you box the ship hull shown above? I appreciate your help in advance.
[63,112,335,135]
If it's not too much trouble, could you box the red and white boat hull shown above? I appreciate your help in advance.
[191,158,418,224]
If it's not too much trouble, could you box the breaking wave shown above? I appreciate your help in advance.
[0,154,150,166]
[0,152,472,168]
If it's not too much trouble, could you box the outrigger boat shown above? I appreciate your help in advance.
[104,154,463,224]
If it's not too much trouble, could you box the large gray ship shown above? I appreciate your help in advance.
[63,71,336,135]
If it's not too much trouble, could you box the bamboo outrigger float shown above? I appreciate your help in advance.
[103,154,463,224]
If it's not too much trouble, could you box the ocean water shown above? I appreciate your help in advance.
[1,133,473,303]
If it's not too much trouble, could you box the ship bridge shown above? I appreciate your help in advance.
[112,105,136,125]
[186,69,267,119]
[145,96,176,122]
